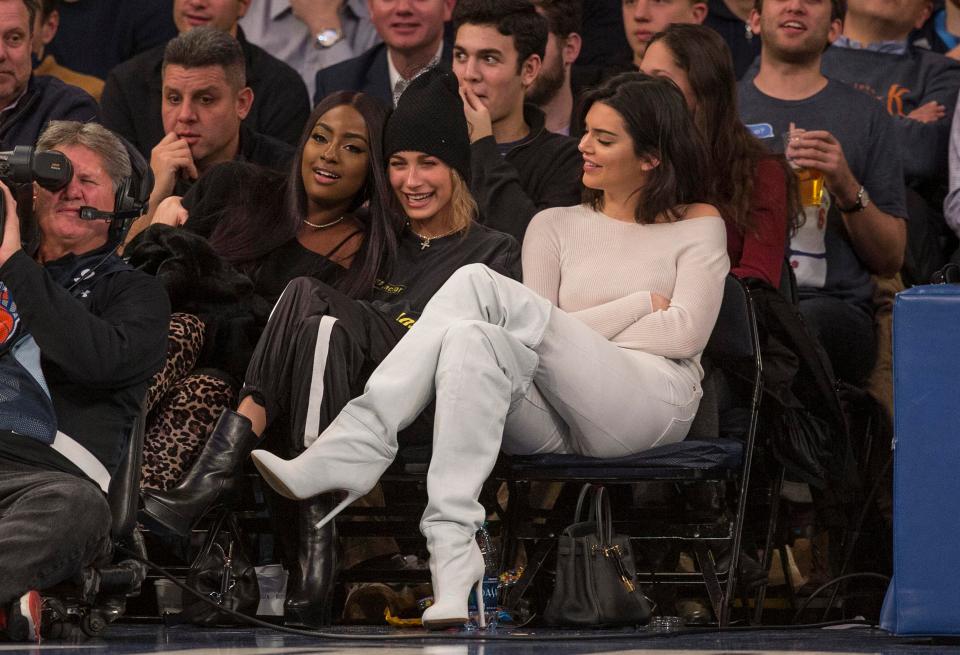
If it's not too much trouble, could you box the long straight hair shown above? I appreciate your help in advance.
[288,92,401,298]
[206,93,400,299]
[648,25,801,235]
[580,72,713,223]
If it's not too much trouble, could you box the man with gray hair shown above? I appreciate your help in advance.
[126,26,294,238]
[0,121,169,642]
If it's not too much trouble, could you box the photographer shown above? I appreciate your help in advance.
[0,122,169,643]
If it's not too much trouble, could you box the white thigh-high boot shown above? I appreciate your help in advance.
[252,265,552,529]
[420,321,538,629]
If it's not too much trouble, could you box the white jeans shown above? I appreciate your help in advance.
[331,264,703,538]
[501,301,702,459]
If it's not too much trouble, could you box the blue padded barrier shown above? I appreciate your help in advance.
[880,285,960,635]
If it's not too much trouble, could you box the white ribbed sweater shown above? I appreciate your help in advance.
[521,204,730,361]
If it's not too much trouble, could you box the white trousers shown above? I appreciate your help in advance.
[331,264,703,539]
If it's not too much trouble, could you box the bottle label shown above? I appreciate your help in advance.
[467,577,499,612]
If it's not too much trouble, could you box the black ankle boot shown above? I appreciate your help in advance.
[284,495,340,628]
[141,410,257,536]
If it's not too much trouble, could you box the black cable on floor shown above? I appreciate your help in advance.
[115,544,878,642]
[791,572,891,625]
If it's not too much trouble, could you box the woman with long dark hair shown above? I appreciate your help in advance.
[250,72,730,629]
[141,71,520,627]
[153,90,400,304]
[641,23,799,288]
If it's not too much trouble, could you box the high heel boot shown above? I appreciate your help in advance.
[284,495,340,628]
[251,408,400,528]
[420,526,486,630]
[142,410,258,536]
[418,319,535,629]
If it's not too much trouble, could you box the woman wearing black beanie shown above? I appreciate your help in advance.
[140,69,520,627]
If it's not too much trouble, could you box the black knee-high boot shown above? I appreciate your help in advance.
[141,410,258,536]
[284,495,340,627]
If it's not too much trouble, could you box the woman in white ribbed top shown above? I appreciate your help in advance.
[251,73,730,629]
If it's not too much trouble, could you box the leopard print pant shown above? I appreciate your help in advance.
[146,313,205,413]
[140,313,237,491]
[141,372,237,491]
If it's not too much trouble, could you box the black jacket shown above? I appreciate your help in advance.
[746,281,850,489]
[171,124,295,198]
[228,123,294,172]
[0,246,170,483]
[0,75,99,149]
[101,27,310,159]
[470,105,583,243]
[314,41,453,107]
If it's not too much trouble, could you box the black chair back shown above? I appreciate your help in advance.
[108,396,148,540]
[705,276,758,363]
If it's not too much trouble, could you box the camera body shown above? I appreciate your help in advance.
[0,146,73,247]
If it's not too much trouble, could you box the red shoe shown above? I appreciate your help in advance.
[2,591,41,643]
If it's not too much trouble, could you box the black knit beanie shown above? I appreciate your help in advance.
[384,69,471,182]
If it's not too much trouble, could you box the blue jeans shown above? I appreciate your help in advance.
[0,460,112,604]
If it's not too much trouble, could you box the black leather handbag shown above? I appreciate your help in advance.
[543,484,651,627]
[179,510,259,627]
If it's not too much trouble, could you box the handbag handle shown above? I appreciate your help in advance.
[574,483,594,523]
[572,484,614,546]
[593,485,614,547]
[191,509,231,567]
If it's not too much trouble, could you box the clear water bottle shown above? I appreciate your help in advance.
[469,523,500,627]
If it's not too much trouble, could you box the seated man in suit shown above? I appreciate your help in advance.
[314,0,455,107]
[101,0,309,156]
[239,0,381,100]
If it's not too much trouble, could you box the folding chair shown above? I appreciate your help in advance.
[496,275,764,627]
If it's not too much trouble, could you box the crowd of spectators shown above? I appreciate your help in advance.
[0,0,957,640]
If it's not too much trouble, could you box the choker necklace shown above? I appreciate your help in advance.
[302,214,347,230]
[408,223,461,250]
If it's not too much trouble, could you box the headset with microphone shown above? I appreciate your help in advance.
[78,135,154,249]
[0,137,153,253]
[61,135,154,295]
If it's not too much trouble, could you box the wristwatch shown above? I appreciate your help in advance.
[837,185,870,213]
[314,27,344,49]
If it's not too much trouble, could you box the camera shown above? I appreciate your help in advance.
[0,145,74,241]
